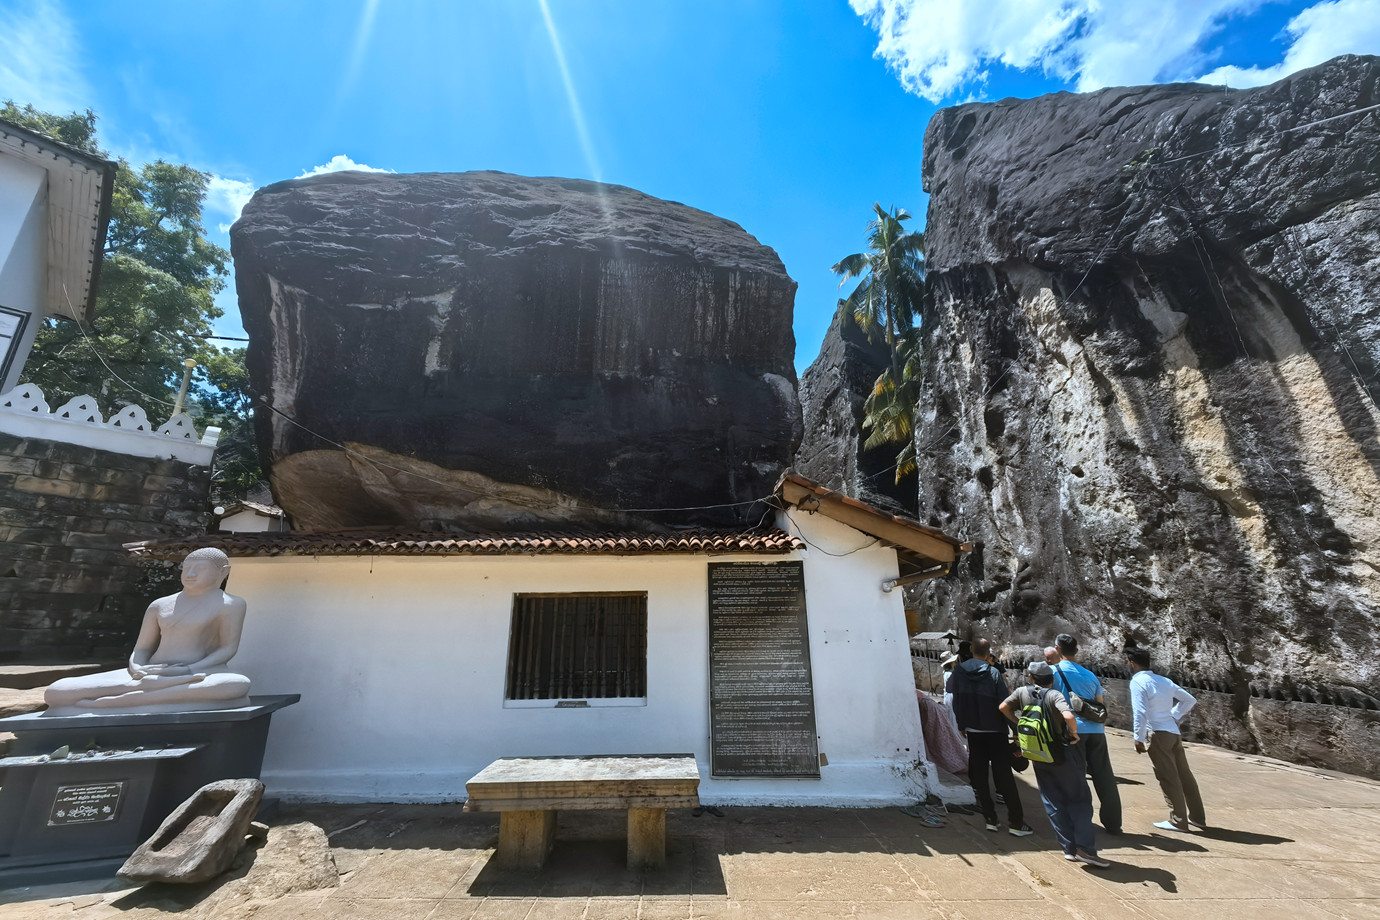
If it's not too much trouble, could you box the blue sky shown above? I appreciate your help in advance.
[3,0,1378,371]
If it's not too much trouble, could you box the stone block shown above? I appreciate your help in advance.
[0,543,44,563]
[13,476,83,498]
[0,456,36,475]
[33,494,87,515]
[58,462,104,483]
[32,459,64,478]
[90,501,141,521]
[70,547,129,567]
[163,510,210,528]
[0,507,55,528]
[0,490,41,511]
[86,483,145,505]
[5,526,60,546]
[63,531,118,550]
[7,438,54,459]
[98,469,147,489]
[119,779,266,884]
[142,474,187,492]
[40,545,74,563]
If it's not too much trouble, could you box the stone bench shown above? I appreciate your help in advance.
[463,754,700,870]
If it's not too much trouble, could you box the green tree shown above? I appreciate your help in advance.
[832,204,925,481]
[3,101,262,499]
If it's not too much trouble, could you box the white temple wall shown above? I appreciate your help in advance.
[0,156,46,393]
[228,536,930,806]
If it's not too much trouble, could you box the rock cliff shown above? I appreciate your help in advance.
[913,56,1380,709]
[231,172,800,531]
[795,301,918,515]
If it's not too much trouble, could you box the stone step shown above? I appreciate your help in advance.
[0,663,104,690]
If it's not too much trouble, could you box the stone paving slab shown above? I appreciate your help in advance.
[2,730,1378,919]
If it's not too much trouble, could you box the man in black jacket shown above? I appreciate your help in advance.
[946,638,1032,835]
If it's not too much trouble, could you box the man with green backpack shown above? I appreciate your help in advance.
[999,661,1108,868]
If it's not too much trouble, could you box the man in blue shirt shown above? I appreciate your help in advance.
[1052,634,1121,835]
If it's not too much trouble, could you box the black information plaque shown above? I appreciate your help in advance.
[48,782,125,826]
[708,561,820,777]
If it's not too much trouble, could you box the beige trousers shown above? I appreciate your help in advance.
[1147,731,1205,828]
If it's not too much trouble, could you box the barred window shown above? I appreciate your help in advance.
[505,593,648,701]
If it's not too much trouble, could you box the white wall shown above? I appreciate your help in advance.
[0,156,46,392]
[228,533,930,805]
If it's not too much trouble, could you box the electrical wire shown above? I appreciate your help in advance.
[782,508,880,556]
[62,284,180,410]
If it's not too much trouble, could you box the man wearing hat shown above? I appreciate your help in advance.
[999,661,1108,868]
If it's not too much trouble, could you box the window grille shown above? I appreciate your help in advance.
[505,593,648,700]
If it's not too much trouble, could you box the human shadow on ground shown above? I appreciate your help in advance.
[1197,826,1294,846]
[1113,830,1208,853]
[1092,860,1178,893]
[1114,777,1145,786]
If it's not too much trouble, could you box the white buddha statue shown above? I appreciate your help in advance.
[44,548,253,715]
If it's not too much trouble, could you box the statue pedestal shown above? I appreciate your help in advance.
[0,694,298,886]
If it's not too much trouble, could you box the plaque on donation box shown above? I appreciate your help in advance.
[708,561,820,777]
[49,782,126,826]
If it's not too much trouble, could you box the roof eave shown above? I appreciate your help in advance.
[774,471,970,569]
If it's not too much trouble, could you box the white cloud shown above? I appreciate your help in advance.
[0,0,90,114]
[297,155,392,178]
[850,0,1380,102]
[206,175,256,233]
[1196,0,1380,86]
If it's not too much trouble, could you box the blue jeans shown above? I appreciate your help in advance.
[1032,744,1097,856]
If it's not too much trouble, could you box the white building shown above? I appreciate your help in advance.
[0,118,115,393]
[129,473,968,806]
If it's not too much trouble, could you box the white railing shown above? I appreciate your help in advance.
[0,383,220,466]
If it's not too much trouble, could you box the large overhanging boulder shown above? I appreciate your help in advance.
[231,172,801,531]
[914,55,1380,712]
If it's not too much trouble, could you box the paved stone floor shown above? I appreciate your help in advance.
[3,729,1378,919]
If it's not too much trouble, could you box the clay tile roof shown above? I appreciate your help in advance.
[125,529,805,560]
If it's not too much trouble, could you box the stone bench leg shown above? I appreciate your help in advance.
[626,807,666,870]
[496,810,557,870]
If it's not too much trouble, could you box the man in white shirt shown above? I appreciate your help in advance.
[1126,646,1206,832]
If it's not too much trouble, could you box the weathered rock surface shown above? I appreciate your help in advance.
[0,688,45,718]
[120,779,265,884]
[231,172,800,531]
[912,55,1380,716]
[795,301,918,515]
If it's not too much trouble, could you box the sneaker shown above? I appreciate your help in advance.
[1153,820,1189,832]
[1063,852,1078,862]
[1009,824,1034,837]
[985,822,1000,832]
[1188,819,1208,830]
[1074,850,1110,869]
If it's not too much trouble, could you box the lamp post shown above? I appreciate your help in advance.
[172,358,197,417]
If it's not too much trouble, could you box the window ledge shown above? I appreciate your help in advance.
[503,697,648,709]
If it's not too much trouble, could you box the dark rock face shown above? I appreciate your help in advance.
[231,172,800,531]
[795,301,917,515]
[913,56,1380,721]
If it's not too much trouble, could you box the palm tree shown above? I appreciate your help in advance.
[832,204,925,481]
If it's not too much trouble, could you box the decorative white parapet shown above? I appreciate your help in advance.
[0,384,221,467]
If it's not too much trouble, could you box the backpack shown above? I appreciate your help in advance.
[1015,688,1064,764]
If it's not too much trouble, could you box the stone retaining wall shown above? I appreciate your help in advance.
[0,433,211,660]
